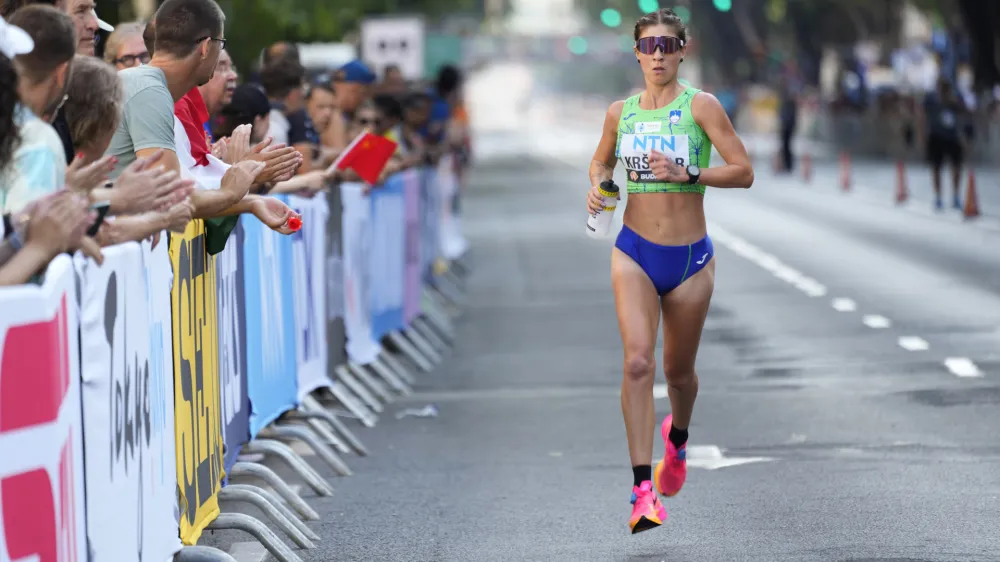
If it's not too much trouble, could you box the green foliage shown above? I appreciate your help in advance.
[221,0,475,74]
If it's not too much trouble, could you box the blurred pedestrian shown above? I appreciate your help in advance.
[921,77,969,210]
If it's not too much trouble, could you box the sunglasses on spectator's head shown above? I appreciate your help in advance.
[635,36,685,55]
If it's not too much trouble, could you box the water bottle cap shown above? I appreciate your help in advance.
[600,180,620,193]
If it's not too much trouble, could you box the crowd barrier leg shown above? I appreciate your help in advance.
[281,408,355,455]
[261,425,353,477]
[421,305,455,342]
[349,363,394,403]
[300,395,370,456]
[402,327,442,365]
[371,355,413,395]
[205,513,304,562]
[424,285,461,321]
[224,484,320,543]
[230,462,320,521]
[440,280,466,309]
[379,350,417,386]
[218,486,317,549]
[412,318,450,354]
[443,268,465,292]
[176,545,238,562]
[340,365,387,411]
[389,330,435,373]
[324,381,379,427]
[244,440,335,496]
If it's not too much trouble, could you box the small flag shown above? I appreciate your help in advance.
[327,130,397,185]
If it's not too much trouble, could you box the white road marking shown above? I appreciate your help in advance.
[862,314,892,329]
[652,384,668,399]
[943,357,983,378]
[831,298,857,312]
[898,336,930,351]
[709,223,827,297]
[685,445,773,470]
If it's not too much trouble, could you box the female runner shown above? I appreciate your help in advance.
[586,8,754,534]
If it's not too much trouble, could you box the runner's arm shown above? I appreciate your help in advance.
[589,100,623,187]
[691,92,754,189]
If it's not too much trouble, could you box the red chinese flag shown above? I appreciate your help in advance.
[332,131,397,185]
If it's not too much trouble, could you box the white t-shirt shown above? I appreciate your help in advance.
[173,115,229,190]
[267,109,290,147]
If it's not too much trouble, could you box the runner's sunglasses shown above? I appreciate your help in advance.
[635,36,685,55]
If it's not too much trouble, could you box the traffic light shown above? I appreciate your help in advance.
[567,36,588,55]
[637,0,659,13]
[713,0,732,11]
[600,8,622,27]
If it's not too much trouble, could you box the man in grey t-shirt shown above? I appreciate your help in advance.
[104,0,302,231]
[106,65,176,179]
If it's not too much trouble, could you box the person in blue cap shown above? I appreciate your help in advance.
[332,59,375,123]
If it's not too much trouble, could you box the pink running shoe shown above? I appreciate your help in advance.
[654,414,687,497]
[628,480,667,534]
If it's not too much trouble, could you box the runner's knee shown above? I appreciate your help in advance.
[665,368,697,389]
[623,352,655,382]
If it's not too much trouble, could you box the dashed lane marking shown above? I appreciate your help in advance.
[831,298,857,312]
[862,314,892,329]
[898,336,930,351]
[944,357,983,378]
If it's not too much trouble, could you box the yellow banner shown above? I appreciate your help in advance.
[170,220,225,545]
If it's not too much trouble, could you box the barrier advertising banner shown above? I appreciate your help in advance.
[325,184,347,371]
[169,221,224,545]
[369,175,406,341]
[401,169,422,324]
[78,243,182,562]
[240,209,298,436]
[0,255,87,562]
[216,230,250,475]
[288,194,330,401]
[341,182,381,365]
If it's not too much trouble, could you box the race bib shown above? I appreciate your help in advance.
[619,133,689,183]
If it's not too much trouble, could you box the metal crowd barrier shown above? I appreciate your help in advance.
[0,152,470,562]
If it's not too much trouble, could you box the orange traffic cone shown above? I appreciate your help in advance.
[963,168,980,219]
[801,153,812,183]
[839,152,851,191]
[895,159,908,204]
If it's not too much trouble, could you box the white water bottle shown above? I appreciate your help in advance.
[586,180,620,239]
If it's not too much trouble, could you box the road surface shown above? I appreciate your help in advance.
[207,116,1000,561]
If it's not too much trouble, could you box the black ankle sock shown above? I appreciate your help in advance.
[632,465,652,487]
[668,425,689,449]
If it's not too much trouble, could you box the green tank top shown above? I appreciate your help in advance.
[615,88,712,194]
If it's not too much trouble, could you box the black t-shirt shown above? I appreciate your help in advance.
[286,109,320,159]
[51,109,75,164]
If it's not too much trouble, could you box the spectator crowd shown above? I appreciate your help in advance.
[0,0,470,286]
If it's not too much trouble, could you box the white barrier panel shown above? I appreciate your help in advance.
[341,182,381,365]
[0,256,87,562]
[289,195,330,400]
[77,242,181,562]
[436,153,469,261]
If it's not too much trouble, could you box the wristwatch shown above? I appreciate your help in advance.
[686,165,701,185]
